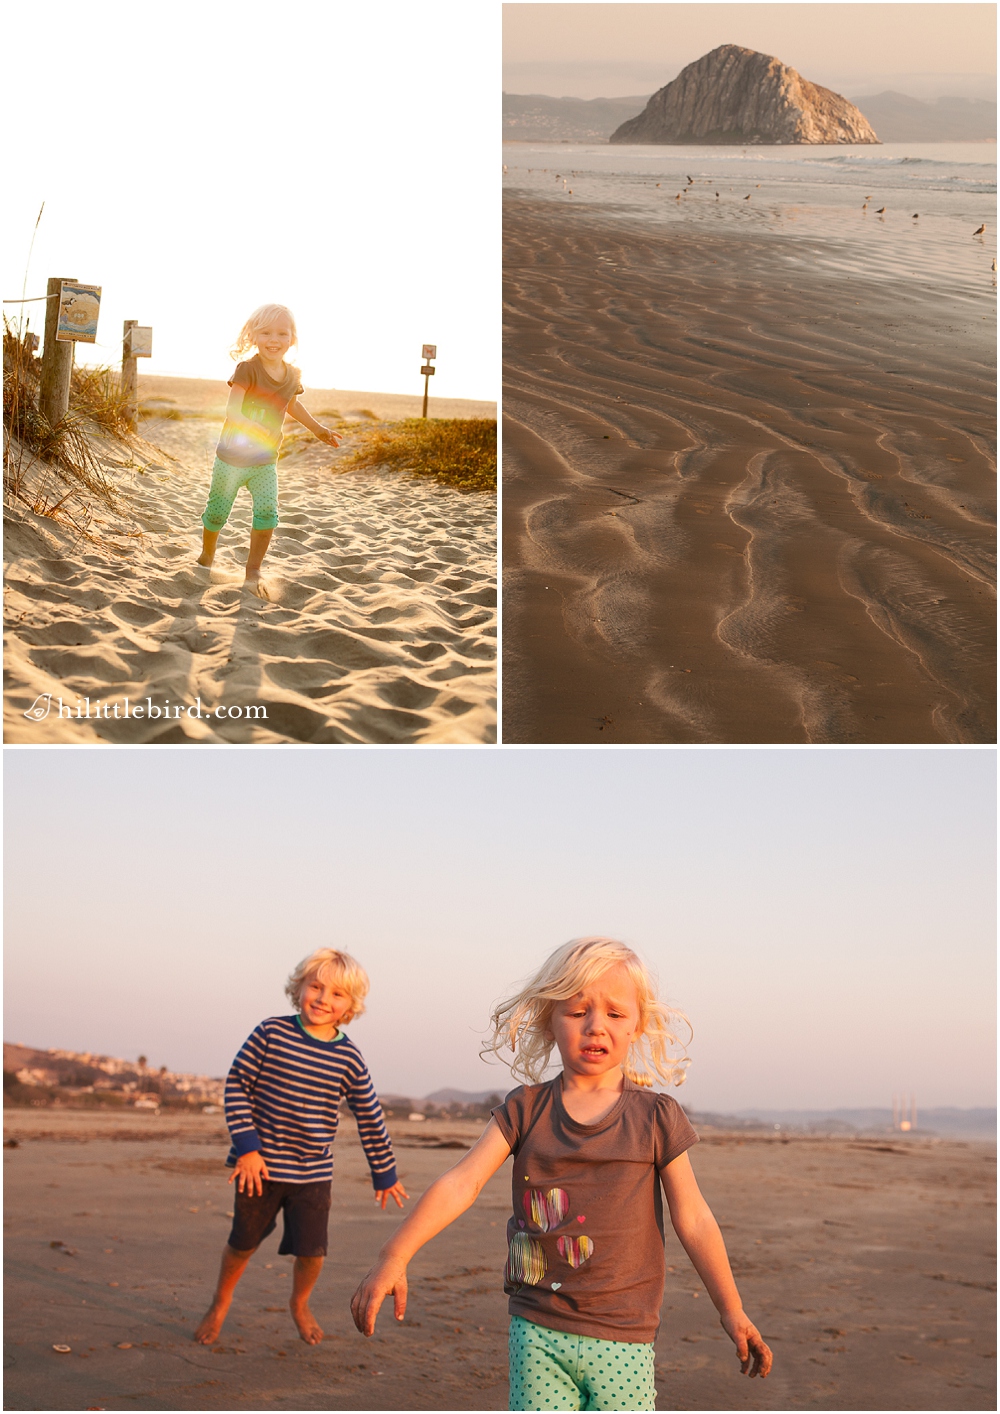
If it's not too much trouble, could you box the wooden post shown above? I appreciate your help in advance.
[122,320,139,432]
[422,369,430,419]
[38,276,76,427]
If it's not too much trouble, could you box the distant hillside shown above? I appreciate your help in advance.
[3,1042,223,1108]
[504,92,648,143]
[504,89,996,145]
[849,92,997,141]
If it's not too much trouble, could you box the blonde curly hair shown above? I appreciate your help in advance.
[231,303,298,361]
[484,937,690,1089]
[285,948,368,1023]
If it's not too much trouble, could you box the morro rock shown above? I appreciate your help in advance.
[610,45,880,145]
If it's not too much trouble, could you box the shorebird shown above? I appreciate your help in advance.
[675,193,682,200]
[913,213,919,219]
[992,257,997,271]
[876,206,886,214]
[973,223,986,235]
[862,202,868,210]
[744,194,751,200]
[687,175,693,184]
[715,191,719,198]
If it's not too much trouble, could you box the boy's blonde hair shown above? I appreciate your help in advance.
[232,304,298,360]
[485,937,690,1089]
[285,948,368,1022]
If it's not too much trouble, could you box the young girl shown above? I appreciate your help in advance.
[351,937,772,1411]
[197,304,340,599]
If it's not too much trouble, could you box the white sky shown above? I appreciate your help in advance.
[3,2,498,400]
[4,748,995,1113]
[503,2,998,98]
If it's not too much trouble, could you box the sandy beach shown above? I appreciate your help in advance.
[3,1108,995,1411]
[5,381,496,745]
[502,195,995,743]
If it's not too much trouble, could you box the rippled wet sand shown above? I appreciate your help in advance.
[503,198,996,743]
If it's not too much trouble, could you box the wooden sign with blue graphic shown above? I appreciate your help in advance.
[56,282,102,343]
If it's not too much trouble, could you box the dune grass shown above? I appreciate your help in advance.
[3,320,128,520]
[346,417,497,493]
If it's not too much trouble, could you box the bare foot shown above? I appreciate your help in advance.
[193,1300,230,1344]
[290,1301,324,1345]
[196,554,214,568]
[244,574,270,601]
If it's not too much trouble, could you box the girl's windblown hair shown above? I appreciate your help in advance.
[285,948,368,1022]
[232,304,298,360]
[484,937,691,1089]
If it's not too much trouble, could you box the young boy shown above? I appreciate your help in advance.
[195,949,407,1346]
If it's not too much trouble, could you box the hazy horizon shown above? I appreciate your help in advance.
[4,749,994,1113]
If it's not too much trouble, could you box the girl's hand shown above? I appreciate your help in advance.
[375,1179,410,1210]
[317,427,341,447]
[721,1309,772,1378]
[351,1256,408,1336]
[229,1150,270,1197]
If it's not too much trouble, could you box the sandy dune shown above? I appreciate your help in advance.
[3,1109,995,1411]
[503,199,996,743]
[5,393,496,744]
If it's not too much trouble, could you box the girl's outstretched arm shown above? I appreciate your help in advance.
[286,398,341,446]
[660,1152,773,1378]
[351,1117,512,1336]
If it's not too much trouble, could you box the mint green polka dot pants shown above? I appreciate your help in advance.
[508,1316,656,1411]
[202,457,279,532]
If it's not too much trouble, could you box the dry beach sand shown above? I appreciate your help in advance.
[3,1109,995,1411]
[503,199,996,743]
[5,381,496,744]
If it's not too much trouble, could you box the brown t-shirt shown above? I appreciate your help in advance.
[491,1077,698,1344]
[216,355,304,468]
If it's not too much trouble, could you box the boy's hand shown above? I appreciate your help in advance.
[351,1256,407,1336]
[229,1150,270,1197]
[316,427,341,447]
[721,1310,772,1378]
[375,1180,410,1210]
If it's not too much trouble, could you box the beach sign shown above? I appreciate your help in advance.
[56,282,101,343]
[422,344,437,360]
[125,325,153,358]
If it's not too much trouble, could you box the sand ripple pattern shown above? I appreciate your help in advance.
[503,199,995,743]
[5,421,496,743]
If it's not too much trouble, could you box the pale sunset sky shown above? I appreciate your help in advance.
[4,748,994,1113]
[503,3,997,99]
[3,2,498,400]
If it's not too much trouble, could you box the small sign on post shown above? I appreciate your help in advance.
[122,320,153,432]
[56,282,102,343]
[420,344,437,419]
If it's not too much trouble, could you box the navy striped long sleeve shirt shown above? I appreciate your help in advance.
[224,1015,397,1187]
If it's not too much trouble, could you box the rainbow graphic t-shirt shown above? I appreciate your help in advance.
[216,356,304,468]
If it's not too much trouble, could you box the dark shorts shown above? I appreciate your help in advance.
[228,1178,331,1258]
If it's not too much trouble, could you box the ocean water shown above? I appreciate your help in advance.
[503,142,997,304]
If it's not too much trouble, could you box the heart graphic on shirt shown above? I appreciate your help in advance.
[557,1235,595,1269]
[523,1187,569,1232]
[551,1282,562,1290]
[506,1233,546,1287]
[576,1215,586,1223]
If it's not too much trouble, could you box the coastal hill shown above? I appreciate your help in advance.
[610,44,880,145]
[503,89,996,143]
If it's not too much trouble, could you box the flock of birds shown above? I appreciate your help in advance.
[506,165,992,247]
